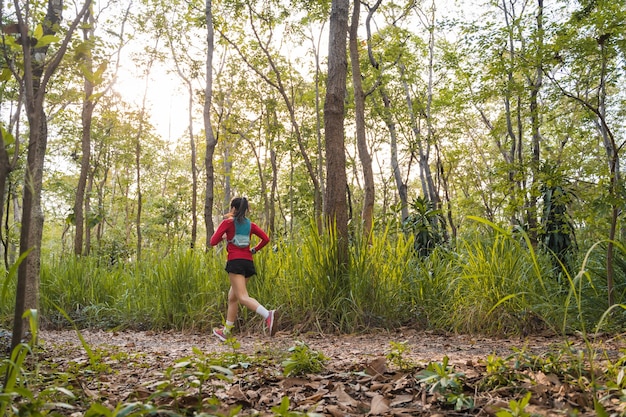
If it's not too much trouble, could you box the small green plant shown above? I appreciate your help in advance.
[281,341,329,376]
[479,353,519,390]
[1,309,77,415]
[271,396,324,416]
[416,356,472,410]
[386,341,415,371]
[416,356,463,394]
[495,392,532,417]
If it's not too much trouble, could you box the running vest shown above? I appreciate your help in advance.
[229,218,251,248]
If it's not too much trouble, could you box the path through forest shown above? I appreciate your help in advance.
[38,328,624,416]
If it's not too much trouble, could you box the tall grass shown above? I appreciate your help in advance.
[1,219,623,336]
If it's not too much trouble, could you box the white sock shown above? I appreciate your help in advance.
[224,320,235,334]
[255,305,269,319]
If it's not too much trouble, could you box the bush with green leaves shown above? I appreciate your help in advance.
[281,341,329,377]
[416,356,473,411]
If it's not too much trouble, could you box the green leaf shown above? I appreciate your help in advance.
[33,24,44,39]
[94,62,108,83]
[35,34,59,48]
[0,68,12,82]
[210,365,234,376]
[85,403,114,417]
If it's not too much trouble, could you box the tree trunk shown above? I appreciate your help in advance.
[134,132,142,259]
[11,0,91,350]
[0,99,22,269]
[74,8,94,256]
[349,0,375,240]
[269,148,277,236]
[525,0,544,246]
[204,0,217,242]
[309,23,327,231]
[165,22,198,249]
[0,131,12,264]
[324,0,350,267]
[84,170,95,254]
[365,0,408,221]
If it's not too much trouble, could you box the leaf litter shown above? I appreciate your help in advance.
[38,328,625,416]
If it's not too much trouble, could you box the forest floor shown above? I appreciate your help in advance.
[32,328,626,416]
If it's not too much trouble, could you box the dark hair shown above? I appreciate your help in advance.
[230,197,248,223]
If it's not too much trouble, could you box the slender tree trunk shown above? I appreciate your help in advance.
[75,8,94,256]
[309,23,327,230]
[597,40,618,306]
[269,148,277,235]
[204,0,217,242]
[84,171,94,254]
[382,91,409,220]
[165,24,198,249]
[324,0,350,267]
[365,0,408,221]
[134,133,142,259]
[525,0,544,246]
[189,103,198,249]
[500,0,521,227]
[0,131,11,263]
[349,0,374,239]
[423,2,440,209]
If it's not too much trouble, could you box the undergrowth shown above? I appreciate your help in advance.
[1,219,617,338]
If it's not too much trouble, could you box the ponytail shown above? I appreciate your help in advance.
[230,197,248,223]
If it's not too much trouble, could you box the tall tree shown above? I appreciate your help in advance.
[547,0,625,305]
[203,0,217,241]
[365,0,409,221]
[74,0,130,256]
[7,0,91,349]
[349,0,374,239]
[160,0,201,249]
[324,0,349,266]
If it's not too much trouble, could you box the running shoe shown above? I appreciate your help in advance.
[266,310,276,336]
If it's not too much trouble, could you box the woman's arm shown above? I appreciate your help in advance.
[210,219,232,246]
[250,223,270,252]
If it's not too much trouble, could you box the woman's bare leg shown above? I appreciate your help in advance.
[226,272,260,323]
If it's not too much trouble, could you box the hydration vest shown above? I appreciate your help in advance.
[229,218,251,248]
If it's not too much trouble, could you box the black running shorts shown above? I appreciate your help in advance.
[225,259,256,278]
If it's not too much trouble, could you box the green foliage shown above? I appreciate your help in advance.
[416,356,473,410]
[417,356,463,394]
[1,310,77,416]
[495,392,532,417]
[271,396,324,417]
[403,197,445,257]
[386,341,415,371]
[281,341,328,377]
[1,218,623,336]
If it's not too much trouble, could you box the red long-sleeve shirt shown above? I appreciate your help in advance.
[210,218,270,261]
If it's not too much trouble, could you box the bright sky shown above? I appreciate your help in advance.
[113,61,190,143]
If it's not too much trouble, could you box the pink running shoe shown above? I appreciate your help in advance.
[266,310,276,336]
[212,327,228,342]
